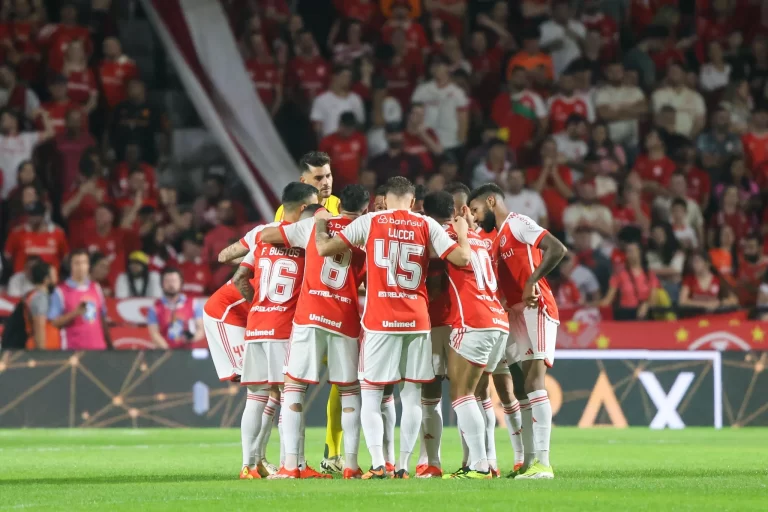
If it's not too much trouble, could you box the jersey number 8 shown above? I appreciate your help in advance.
[257,258,298,303]
[320,251,352,289]
[374,240,424,290]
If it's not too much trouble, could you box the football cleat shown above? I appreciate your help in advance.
[490,467,501,478]
[320,455,344,474]
[343,467,364,479]
[267,466,300,479]
[385,462,396,477]
[362,465,388,480]
[256,459,278,478]
[442,467,492,480]
[392,469,409,479]
[415,463,427,477]
[506,462,525,479]
[414,465,442,478]
[239,465,262,479]
[514,460,554,480]
[301,465,333,479]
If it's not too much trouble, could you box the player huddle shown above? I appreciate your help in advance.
[204,152,566,480]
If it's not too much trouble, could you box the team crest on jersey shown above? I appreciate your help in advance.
[499,235,507,246]
[483,238,492,250]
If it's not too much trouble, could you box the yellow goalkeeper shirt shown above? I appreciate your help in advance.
[273,194,341,221]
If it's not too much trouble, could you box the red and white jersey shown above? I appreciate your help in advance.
[428,256,452,328]
[444,227,508,332]
[475,225,497,245]
[203,224,271,325]
[547,93,595,133]
[242,221,305,341]
[493,213,559,322]
[338,209,459,334]
[279,216,366,339]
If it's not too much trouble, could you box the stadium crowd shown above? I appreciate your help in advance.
[2,0,768,350]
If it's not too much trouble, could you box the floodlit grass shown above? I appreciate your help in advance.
[0,428,766,511]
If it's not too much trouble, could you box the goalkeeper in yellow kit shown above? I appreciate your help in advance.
[275,152,344,473]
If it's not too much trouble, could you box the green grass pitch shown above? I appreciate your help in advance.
[0,428,766,511]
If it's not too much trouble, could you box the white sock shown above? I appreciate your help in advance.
[278,394,285,465]
[459,426,469,466]
[398,382,422,472]
[417,427,427,466]
[452,395,488,472]
[479,398,497,469]
[528,390,552,467]
[281,383,306,470]
[421,398,442,467]
[361,383,386,468]
[241,388,268,467]
[339,385,361,470]
[381,393,396,465]
[298,402,306,468]
[503,401,524,465]
[519,398,535,467]
[255,396,278,461]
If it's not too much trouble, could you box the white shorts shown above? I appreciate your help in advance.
[284,325,358,385]
[431,325,451,376]
[203,313,246,381]
[449,328,507,373]
[241,340,288,386]
[358,331,435,385]
[506,303,558,367]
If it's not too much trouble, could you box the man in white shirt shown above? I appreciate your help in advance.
[594,61,647,150]
[0,108,54,199]
[7,255,40,298]
[652,62,706,139]
[502,167,548,227]
[539,1,587,78]
[411,55,469,152]
[553,114,589,170]
[310,65,366,138]
[562,180,613,248]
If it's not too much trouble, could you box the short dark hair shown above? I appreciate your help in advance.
[566,113,586,127]
[671,197,688,210]
[415,183,427,201]
[468,183,505,203]
[89,251,106,267]
[339,111,357,128]
[339,184,370,213]
[332,64,351,76]
[30,260,51,285]
[301,204,324,219]
[385,176,415,198]
[423,191,455,220]
[161,267,183,280]
[299,151,331,173]
[374,185,388,197]
[282,182,318,211]
[69,248,89,266]
[445,182,471,206]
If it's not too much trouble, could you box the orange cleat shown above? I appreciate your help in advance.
[343,467,364,479]
[385,462,396,477]
[513,462,524,472]
[266,466,300,479]
[491,467,501,478]
[393,469,409,479]
[301,465,332,479]
[240,465,262,479]
[362,466,387,480]
[415,465,442,479]
[415,464,427,477]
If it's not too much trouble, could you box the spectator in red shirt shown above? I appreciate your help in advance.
[677,143,711,208]
[612,181,651,236]
[41,74,83,136]
[112,143,158,200]
[366,122,423,185]
[59,40,98,114]
[80,204,134,283]
[176,231,212,296]
[0,63,41,122]
[547,70,595,134]
[580,0,618,62]
[203,199,240,287]
[380,1,427,56]
[4,201,69,273]
[378,28,423,108]
[98,37,139,110]
[54,109,96,191]
[709,184,752,245]
[402,102,442,173]
[424,0,466,38]
[117,168,159,235]
[192,168,246,231]
[333,0,380,30]
[38,2,92,74]
[734,232,768,306]
[741,106,768,170]
[600,241,660,320]
[467,30,503,112]
[318,111,367,190]
[527,138,574,233]
[61,153,108,243]
[285,30,330,109]
[679,251,739,314]
[330,19,373,66]
[244,31,283,116]
[633,129,677,199]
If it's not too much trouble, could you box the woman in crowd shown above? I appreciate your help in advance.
[646,222,686,299]
[600,241,660,320]
[678,251,739,314]
[719,79,753,134]
[589,122,626,175]
[60,40,98,114]
[714,158,761,212]
[708,224,737,285]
